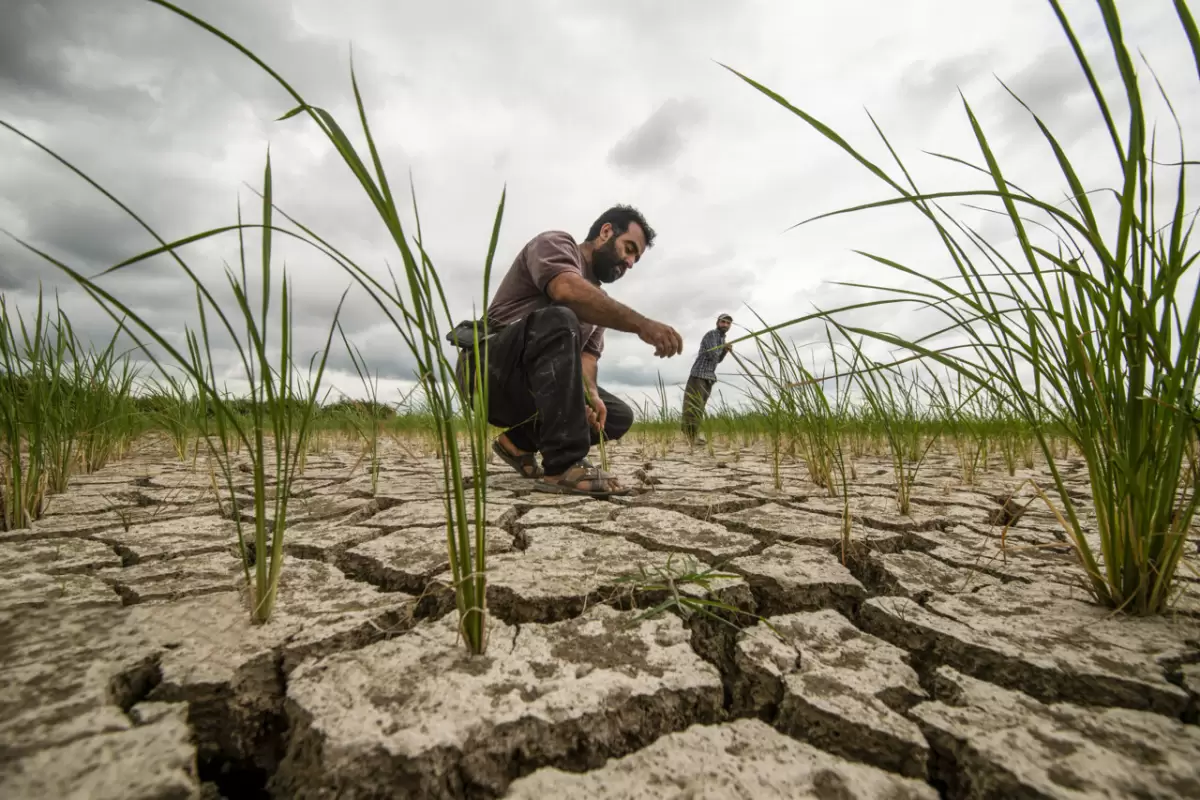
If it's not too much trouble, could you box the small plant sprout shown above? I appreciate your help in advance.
[613,554,770,633]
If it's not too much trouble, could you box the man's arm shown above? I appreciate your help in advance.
[548,272,683,357]
[581,351,600,396]
[547,272,646,334]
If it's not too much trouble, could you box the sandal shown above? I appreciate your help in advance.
[492,438,543,479]
[534,460,629,498]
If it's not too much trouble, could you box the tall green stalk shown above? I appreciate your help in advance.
[725,0,1200,613]
[0,291,58,529]
[113,0,505,649]
[338,326,383,495]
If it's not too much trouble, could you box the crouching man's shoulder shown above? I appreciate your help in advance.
[526,229,581,256]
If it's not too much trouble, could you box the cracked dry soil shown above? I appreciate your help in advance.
[2,437,1200,799]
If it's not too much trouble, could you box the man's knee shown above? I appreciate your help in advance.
[529,305,581,339]
[604,394,634,440]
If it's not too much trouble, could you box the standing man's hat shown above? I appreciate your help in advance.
[717,313,733,322]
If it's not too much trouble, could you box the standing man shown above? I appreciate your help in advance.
[461,204,684,497]
[682,313,733,444]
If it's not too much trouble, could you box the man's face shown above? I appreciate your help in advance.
[592,222,647,284]
[717,318,732,332]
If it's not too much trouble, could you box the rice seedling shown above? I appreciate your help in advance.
[613,554,771,633]
[735,316,857,504]
[582,376,611,472]
[930,371,990,485]
[736,351,787,491]
[992,399,1028,477]
[3,96,344,619]
[4,0,511,642]
[67,320,140,475]
[832,338,942,515]
[0,290,59,528]
[134,0,506,650]
[337,326,384,495]
[726,0,1200,613]
[144,369,206,463]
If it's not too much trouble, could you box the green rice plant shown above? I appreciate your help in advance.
[0,290,61,527]
[993,399,1027,477]
[124,1,506,650]
[582,375,610,472]
[830,337,942,516]
[613,554,771,633]
[337,325,384,495]
[733,343,787,490]
[9,0,507,641]
[42,313,84,496]
[726,0,1200,613]
[145,369,206,462]
[931,370,989,485]
[3,104,342,619]
[67,319,140,474]
[0,291,135,514]
[735,315,858,504]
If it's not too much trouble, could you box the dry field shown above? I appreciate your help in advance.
[6,1,1199,795]
[3,434,1199,799]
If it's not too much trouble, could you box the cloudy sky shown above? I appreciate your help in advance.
[2,0,1197,414]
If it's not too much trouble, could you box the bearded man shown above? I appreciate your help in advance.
[462,205,683,497]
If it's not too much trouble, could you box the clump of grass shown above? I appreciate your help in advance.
[832,339,941,516]
[138,0,505,651]
[931,371,990,486]
[735,318,855,497]
[4,104,343,620]
[613,554,771,632]
[0,290,58,529]
[144,369,206,463]
[337,326,384,495]
[69,321,140,474]
[727,0,1200,613]
[7,0,504,644]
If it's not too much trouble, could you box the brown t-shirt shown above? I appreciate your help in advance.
[487,230,606,358]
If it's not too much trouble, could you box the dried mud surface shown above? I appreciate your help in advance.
[2,437,1199,799]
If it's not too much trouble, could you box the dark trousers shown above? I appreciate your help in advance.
[681,375,715,440]
[462,306,633,476]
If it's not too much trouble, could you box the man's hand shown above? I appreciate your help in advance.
[585,391,607,432]
[636,319,684,358]
[724,342,733,353]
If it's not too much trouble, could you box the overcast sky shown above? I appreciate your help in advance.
[2,0,1197,414]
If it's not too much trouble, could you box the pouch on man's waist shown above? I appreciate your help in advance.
[445,319,504,350]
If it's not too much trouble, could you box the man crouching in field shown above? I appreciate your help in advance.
[458,205,683,497]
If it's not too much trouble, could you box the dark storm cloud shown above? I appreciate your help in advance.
[608,98,707,172]
[0,0,368,110]
[0,0,416,381]
[323,325,426,384]
[0,261,22,290]
[3,0,1192,407]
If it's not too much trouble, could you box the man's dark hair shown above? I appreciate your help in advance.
[585,204,656,249]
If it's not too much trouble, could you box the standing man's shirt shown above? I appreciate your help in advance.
[488,231,606,358]
[689,327,728,381]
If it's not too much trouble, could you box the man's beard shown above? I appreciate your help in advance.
[592,239,624,284]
